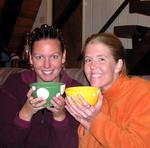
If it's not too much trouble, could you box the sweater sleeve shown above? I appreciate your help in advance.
[78,92,150,148]
[14,113,31,128]
[0,75,31,148]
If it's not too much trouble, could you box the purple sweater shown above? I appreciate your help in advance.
[0,70,81,148]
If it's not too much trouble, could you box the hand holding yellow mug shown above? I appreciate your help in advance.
[65,86,100,106]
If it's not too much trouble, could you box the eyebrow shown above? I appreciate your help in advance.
[84,55,106,58]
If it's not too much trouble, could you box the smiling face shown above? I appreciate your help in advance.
[84,42,123,90]
[30,39,66,82]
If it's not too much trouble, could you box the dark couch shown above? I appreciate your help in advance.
[0,67,150,86]
[0,67,89,86]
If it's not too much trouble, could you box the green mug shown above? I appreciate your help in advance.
[30,82,65,107]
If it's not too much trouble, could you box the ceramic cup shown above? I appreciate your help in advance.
[30,82,65,107]
[65,86,100,106]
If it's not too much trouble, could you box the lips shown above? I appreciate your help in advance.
[42,70,53,75]
[91,73,102,78]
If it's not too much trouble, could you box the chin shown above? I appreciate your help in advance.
[89,79,99,86]
[90,82,100,87]
[92,84,101,87]
[40,77,53,82]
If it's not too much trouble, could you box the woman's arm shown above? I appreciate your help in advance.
[0,87,30,147]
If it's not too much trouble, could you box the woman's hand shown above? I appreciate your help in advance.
[65,92,103,132]
[47,96,66,121]
[19,88,46,121]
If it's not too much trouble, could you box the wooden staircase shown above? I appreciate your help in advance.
[114,0,150,75]
[0,0,42,53]
[129,0,150,16]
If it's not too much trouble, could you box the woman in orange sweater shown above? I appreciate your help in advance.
[65,33,150,148]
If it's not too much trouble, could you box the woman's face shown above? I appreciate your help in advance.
[84,42,122,90]
[30,39,66,82]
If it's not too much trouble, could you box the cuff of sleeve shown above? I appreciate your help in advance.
[78,125,91,144]
[14,113,31,129]
[51,116,69,128]
[89,112,108,144]
[90,112,108,133]
[78,125,89,137]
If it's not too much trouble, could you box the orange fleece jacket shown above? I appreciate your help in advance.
[78,74,150,148]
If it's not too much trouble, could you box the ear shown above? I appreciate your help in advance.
[62,49,66,64]
[115,59,123,73]
[29,52,33,65]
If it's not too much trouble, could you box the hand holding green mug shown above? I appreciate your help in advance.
[30,82,65,107]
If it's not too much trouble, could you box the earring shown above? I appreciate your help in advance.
[29,64,34,70]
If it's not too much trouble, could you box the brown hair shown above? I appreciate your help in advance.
[29,24,65,53]
[83,32,127,73]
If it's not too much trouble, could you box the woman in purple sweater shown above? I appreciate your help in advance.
[0,24,80,148]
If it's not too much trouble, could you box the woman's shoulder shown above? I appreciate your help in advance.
[2,69,36,87]
[128,75,150,92]
[130,75,150,85]
[20,69,36,84]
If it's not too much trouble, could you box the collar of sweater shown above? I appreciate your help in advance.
[102,73,129,105]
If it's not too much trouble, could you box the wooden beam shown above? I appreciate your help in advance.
[53,0,82,29]
[0,0,24,45]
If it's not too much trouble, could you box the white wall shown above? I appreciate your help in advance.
[32,0,52,30]
[82,0,150,49]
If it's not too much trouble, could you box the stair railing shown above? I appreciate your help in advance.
[99,0,130,33]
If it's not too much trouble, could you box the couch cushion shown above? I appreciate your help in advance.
[65,68,89,85]
[0,67,26,86]
[0,67,89,86]
[0,67,149,86]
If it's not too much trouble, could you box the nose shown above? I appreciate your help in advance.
[90,60,98,70]
[43,58,51,68]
